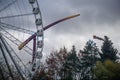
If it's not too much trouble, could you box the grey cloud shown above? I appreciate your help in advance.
[40,0,120,53]
[0,0,120,54]
[67,0,120,24]
[41,0,120,36]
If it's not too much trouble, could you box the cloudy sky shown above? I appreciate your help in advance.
[37,0,120,54]
[0,0,120,56]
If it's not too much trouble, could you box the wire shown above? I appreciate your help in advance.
[0,26,33,55]
[0,22,35,34]
[0,33,25,80]
[0,34,15,80]
[3,34,31,79]
[0,0,18,13]
[0,13,33,19]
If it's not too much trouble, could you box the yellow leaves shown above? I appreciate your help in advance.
[94,60,120,80]
[104,60,114,69]
[94,61,109,80]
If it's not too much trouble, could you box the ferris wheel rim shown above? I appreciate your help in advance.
[28,0,44,63]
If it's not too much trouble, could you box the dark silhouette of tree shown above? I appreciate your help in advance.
[101,36,118,61]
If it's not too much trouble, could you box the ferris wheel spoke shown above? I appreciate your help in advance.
[0,37,15,80]
[0,34,25,79]
[0,22,35,35]
[0,27,32,56]
[0,0,18,13]
[2,35,30,78]
[0,13,34,19]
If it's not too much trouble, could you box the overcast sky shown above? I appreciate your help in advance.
[36,0,120,55]
[1,0,120,56]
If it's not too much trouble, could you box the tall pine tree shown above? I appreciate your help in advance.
[80,40,100,80]
[101,36,118,61]
[62,45,81,80]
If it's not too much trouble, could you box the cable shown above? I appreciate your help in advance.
[0,34,15,80]
[0,13,33,19]
[0,26,33,55]
[3,34,31,79]
[0,0,18,13]
[0,33,25,80]
[0,22,35,34]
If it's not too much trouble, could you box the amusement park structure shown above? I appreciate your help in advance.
[0,0,80,80]
[93,35,105,41]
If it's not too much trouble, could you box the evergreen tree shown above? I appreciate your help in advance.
[62,45,81,80]
[80,40,100,80]
[101,36,118,61]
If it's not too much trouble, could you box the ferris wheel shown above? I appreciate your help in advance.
[0,0,44,79]
[0,0,80,79]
